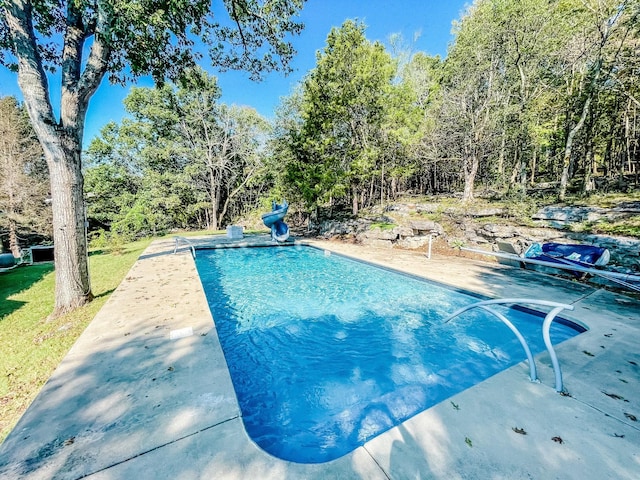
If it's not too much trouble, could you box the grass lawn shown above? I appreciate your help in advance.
[0,238,153,443]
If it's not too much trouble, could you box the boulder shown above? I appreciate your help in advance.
[478,224,519,238]
[385,204,414,214]
[364,227,398,241]
[398,236,432,249]
[533,205,605,222]
[392,226,414,238]
[415,203,441,213]
[467,208,505,217]
[409,220,443,234]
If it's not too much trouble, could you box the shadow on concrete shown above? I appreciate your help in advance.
[138,249,176,261]
[0,315,236,479]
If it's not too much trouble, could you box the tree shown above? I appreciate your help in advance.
[86,69,271,234]
[0,0,305,315]
[0,96,49,256]
[171,69,271,229]
[439,2,503,202]
[122,70,270,231]
[396,52,444,195]
[555,0,635,200]
[295,20,396,214]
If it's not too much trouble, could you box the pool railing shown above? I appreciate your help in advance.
[173,236,196,259]
[443,298,575,393]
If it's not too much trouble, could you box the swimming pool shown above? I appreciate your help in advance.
[195,245,583,464]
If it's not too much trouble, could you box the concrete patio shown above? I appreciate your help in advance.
[0,235,639,479]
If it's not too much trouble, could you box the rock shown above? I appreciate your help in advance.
[312,201,640,272]
[468,208,505,217]
[415,203,441,213]
[614,201,640,213]
[467,236,490,244]
[532,204,636,223]
[364,227,398,241]
[398,236,432,249]
[317,219,372,237]
[393,226,414,238]
[385,204,414,213]
[478,224,519,238]
[319,220,347,237]
[409,220,442,233]
[533,205,606,222]
[368,215,396,224]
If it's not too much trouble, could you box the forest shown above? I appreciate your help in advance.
[2,0,640,247]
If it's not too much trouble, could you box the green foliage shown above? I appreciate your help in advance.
[586,217,640,238]
[280,20,417,213]
[23,0,640,235]
[450,238,466,250]
[88,230,128,254]
[370,222,395,231]
[85,68,272,235]
[84,163,140,225]
[1,0,307,314]
[1,0,306,82]
[502,197,540,225]
[0,96,50,250]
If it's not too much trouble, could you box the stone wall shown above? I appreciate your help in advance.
[464,222,640,270]
[311,202,640,272]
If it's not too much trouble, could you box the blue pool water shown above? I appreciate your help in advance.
[195,245,583,464]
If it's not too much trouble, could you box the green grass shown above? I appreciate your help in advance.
[564,191,640,208]
[587,216,640,237]
[0,238,152,443]
[369,221,395,230]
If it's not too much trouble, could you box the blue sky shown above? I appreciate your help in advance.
[0,0,469,147]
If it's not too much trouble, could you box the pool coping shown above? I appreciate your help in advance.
[1,234,639,479]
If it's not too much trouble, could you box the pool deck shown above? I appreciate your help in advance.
[1,234,639,479]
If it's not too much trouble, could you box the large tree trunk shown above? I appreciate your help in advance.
[462,143,479,202]
[209,168,219,230]
[6,0,110,315]
[46,135,93,312]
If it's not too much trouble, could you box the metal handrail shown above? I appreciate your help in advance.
[477,305,538,383]
[173,236,196,259]
[443,298,575,392]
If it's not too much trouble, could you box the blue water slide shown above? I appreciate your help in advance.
[261,200,289,242]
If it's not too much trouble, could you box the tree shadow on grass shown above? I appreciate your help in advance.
[93,288,115,300]
[0,264,54,320]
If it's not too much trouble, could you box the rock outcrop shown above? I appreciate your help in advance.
[311,201,640,272]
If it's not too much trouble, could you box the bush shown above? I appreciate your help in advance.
[88,230,127,254]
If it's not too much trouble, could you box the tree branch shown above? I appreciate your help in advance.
[77,2,112,116]
[4,0,57,133]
